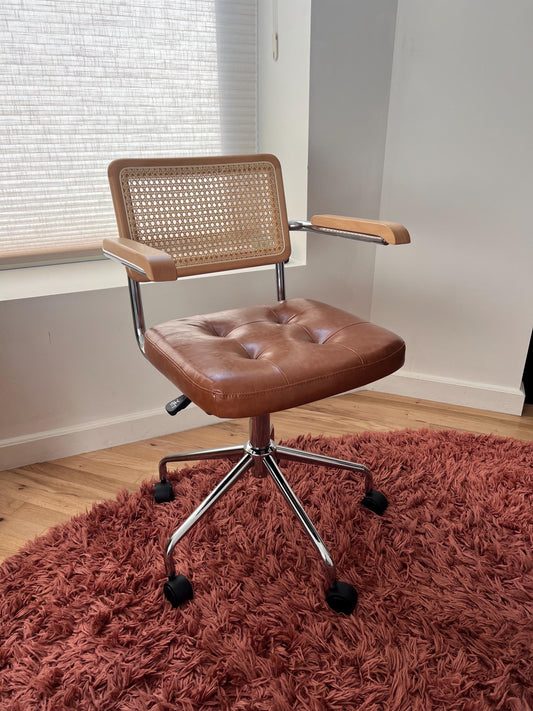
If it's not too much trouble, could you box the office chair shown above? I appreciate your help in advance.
[104,154,409,615]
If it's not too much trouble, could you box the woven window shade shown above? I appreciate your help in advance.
[0,0,257,263]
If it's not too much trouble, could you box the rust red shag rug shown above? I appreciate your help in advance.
[1,429,532,710]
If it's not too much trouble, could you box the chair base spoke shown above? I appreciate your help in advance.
[158,413,385,613]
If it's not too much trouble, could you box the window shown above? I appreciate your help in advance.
[0,0,257,266]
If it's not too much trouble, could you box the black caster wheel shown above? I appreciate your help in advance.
[361,489,388,516]
[154,479,174,503]
[163,574,193,608]
[326,581,358,615]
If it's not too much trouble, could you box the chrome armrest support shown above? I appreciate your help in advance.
[127,276,147,356]
[275,262,286,301]
[289,220,388,246]
[102,247,150,277]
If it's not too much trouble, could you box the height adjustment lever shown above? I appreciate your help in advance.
[165,395,192,416]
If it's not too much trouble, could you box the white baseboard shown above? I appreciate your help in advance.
[0,404,219,471]
[366,370,525,416]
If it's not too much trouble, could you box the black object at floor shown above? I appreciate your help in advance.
[523,330,533,405]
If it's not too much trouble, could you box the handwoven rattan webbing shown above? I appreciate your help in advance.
[119,160,289,275]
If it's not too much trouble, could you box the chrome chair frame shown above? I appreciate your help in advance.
[160,411,374,593]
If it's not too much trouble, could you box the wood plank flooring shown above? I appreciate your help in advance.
[1,391,532,563]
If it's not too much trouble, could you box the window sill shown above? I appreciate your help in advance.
[0,258,127,302]
[0,254,306,302]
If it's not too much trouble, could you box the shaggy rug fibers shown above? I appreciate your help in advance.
[0,429,532,710]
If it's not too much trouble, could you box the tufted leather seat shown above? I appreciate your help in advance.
[145,298,405,418]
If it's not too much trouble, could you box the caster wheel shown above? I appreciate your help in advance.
[361,489,388,516]
[154,479,174,504]
[163,574,193,608]
[326,581,358,615]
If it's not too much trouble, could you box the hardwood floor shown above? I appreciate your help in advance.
[1,391,532,563]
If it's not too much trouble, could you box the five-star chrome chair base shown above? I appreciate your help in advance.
[156,413,388,615]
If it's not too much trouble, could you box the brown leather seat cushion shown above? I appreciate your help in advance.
[145,298,405,419]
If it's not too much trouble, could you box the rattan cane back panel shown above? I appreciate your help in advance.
[110,156,291,278]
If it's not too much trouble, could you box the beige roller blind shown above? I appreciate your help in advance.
[0,0,257,265]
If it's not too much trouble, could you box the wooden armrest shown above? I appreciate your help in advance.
[311,215,410,245]
[102,238,178,282]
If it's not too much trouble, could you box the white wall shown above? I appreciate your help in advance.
[305,0,398,316]
[369,0,533,414]
[257,0,398,315]
[257,0,310,260]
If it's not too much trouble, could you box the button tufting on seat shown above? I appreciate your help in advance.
[238,344,255,359]
[145,298,405,419]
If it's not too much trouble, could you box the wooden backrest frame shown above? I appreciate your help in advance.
[108,154,291,278]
